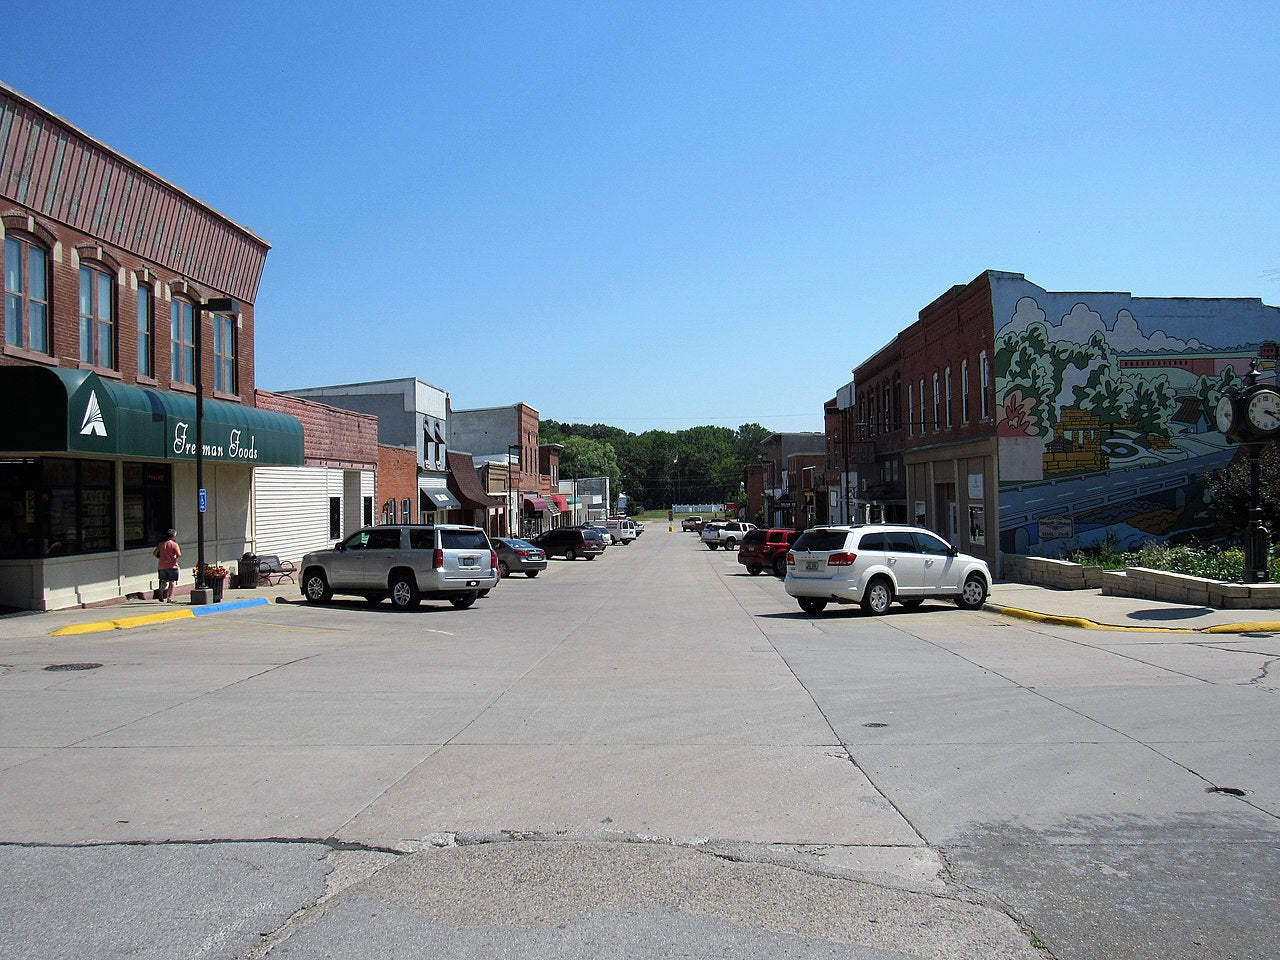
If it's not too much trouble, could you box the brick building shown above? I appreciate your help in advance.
[833,270,1280,572]
[0,82,306,609]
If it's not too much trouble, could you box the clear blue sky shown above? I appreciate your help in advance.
[8,1,1278,433]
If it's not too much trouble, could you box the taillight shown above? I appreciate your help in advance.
[827,552,858,566]
[490,549,498,570]
[786,553,795,566]
[433,548,444,570]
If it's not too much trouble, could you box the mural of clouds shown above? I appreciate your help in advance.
[1109,309,1203,352]
[1055,302,1106,341]
[995,296,1048,339]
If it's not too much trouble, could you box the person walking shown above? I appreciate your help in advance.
[153,529,181,602]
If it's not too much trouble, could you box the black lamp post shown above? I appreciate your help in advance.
[193,296,239,595]
[508,444,520,537]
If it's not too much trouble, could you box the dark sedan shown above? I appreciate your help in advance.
[493,537,548,578]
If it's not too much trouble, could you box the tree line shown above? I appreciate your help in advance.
[540,421,773,513]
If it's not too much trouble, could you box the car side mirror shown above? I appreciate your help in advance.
[948,545,959,557]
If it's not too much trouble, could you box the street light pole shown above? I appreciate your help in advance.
[193,297,238,597]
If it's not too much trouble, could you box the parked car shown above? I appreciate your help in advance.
[737,528,800,576]
[493,537,547,578]
[681,516,703,532]
[531,527,607,560]
[701,520,756,551]
[583,521,613,544]
[785,524,991,615]
[300,524,498,610]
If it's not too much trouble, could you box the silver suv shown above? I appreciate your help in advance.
[785,524,990,615]
[300,524,498,610]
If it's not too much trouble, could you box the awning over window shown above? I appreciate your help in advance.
[549,494,570,511]
[522,495,548,513]
[419,474,461,510]
[0,367,303,465]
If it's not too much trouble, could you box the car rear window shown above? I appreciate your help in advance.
[440,530,489,550]
[409,529,435,550]
[743,530,766,546]
[793,530,850,552]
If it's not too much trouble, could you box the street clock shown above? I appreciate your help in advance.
[1215,390,1240,440]
[1245,388,1280,435]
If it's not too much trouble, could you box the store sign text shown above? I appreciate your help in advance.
[172,421,261,461]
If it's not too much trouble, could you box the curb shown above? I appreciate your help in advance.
[51,596,270,637]
[991,605,1280,635]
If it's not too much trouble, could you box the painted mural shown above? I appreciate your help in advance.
[989,273,1279,556]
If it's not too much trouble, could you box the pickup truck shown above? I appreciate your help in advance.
[700,520,756,551]
[681,515,704,532]
[736,528,800,576]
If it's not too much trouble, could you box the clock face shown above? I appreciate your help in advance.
[1215,394,1236,434]
[1246,389,1280,434]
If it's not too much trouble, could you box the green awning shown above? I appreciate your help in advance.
[0,368,303,465]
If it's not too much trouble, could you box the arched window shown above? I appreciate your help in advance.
[932,373,940,432]
[171,296,195,384]
[137,278,155,378]
[213,312,236,393]
[961,359,970,424]
[4,234,50,354]
[944,367,952,429]
[979,351,990,420]
[79,262,116,369]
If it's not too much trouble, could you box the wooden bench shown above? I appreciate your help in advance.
[257,555,297,586]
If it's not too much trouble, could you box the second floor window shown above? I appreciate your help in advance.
[932,373,940,431]
[171,298,195,384]
[944,367,952,429]
[980,351,991,420]
[5,235,50,353]
[137,285,154,378]
[213,313,236,392]
[79,265,115,369]
[961,360,970,424]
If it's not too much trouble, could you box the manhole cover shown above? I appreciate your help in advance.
[44,662,103,672]
[863,722,889,728]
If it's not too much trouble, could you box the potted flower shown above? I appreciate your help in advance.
[193,563,230,602]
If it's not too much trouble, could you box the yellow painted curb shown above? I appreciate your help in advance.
[994,606,1279,635]
[52,608,194,636]
[994,606,1194,633]
[1201,621,1280,634]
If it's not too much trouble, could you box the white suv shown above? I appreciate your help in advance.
[785,524,990,615]
[300,524,498,610]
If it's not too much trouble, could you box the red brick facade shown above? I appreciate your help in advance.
[377,444,420,525]
[255,391,377,470]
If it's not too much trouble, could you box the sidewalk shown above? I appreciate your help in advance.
[987,580,1280,634]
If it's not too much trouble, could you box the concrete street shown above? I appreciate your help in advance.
[1,529,1277,959]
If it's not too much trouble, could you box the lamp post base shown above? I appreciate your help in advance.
[190,588,212,606]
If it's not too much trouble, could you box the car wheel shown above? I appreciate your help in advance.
[450,594,476,609]
[565,548,578,561]
[900,597,924,609]
[526,570,539,578]
[478,589,491,598]
[707,542,718,550]
[860,576,894,615]
[498,560,510,578]
[389,573,421,610]
[364,592,386,606]
[723,538,736,550]
[303,570,332,604]
[798,597,827,614]
[956,573,989,610]
[773,556,788,577]
[747,565,763,576]
[586,554,597,560]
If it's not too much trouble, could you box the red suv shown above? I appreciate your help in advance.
[737,528,799,577]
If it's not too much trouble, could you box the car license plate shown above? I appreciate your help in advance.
[461,557,477,567]
[806,561,819,571]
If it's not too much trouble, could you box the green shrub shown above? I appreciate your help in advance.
[1066,540,1280,581]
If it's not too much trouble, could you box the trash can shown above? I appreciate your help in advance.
[238,553,259,590]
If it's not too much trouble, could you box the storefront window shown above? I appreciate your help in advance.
[123,462,172,549]
[0,458,115,557]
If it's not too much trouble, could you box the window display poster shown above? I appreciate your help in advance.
[968,506,986,546]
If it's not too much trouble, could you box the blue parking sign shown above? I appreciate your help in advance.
[199,488,207,513]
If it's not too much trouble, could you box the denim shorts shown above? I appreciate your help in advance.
[158,568,179,583]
